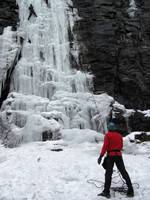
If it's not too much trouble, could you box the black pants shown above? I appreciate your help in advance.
[104,156,133,194]
[28,11,37,20]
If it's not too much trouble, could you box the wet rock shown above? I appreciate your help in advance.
[135,132,150,142]
[129,111,150,131]
[0,0,19,34]
[73,0,150,110]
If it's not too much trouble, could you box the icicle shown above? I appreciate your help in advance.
[128,0,137,17]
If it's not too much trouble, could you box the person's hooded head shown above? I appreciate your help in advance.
[107,122,118,131]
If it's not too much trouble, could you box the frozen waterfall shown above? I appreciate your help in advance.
[0,0,115,147]
[12,0,89,97]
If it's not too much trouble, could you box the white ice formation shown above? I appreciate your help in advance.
[0,27,20,97]
[128,0,137,17]
[0,0,116,147]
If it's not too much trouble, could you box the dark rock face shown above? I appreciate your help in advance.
[129,111,150,131]
[0,0,19,107]
[134,132,150,142]
[72,0,150,110]
[0,0,19,34]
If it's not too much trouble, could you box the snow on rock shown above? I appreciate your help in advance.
[140,110,150,117]
[124,132,150,155]
[124,139,150,155]
[113,101,134,118]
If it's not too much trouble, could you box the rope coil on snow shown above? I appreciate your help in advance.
[87,170,140,195]
[87,179,104,189]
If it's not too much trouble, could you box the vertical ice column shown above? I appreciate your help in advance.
[0,27,18,97]
[13,0,73,96]
[128,0,137,17]
[12,0,91,100]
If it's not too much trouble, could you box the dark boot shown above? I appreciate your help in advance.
[127,188,134,197]
[97,191,111,198]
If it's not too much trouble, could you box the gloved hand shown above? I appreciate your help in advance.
[97,156,102,165]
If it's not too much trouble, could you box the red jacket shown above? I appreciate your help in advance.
[100,131,123,157]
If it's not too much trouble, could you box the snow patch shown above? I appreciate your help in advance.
[61,128,104,144]
[140,110,150,117]
[128,0,137,17]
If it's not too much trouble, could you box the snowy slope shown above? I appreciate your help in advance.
[0,129,149,200]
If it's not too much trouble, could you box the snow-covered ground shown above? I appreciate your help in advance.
[0,129,149,200]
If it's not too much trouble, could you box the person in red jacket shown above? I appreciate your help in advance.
[97,122,134,198]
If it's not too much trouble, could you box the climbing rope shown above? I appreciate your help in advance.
[87,170,140,195]
[87,179,104,189]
